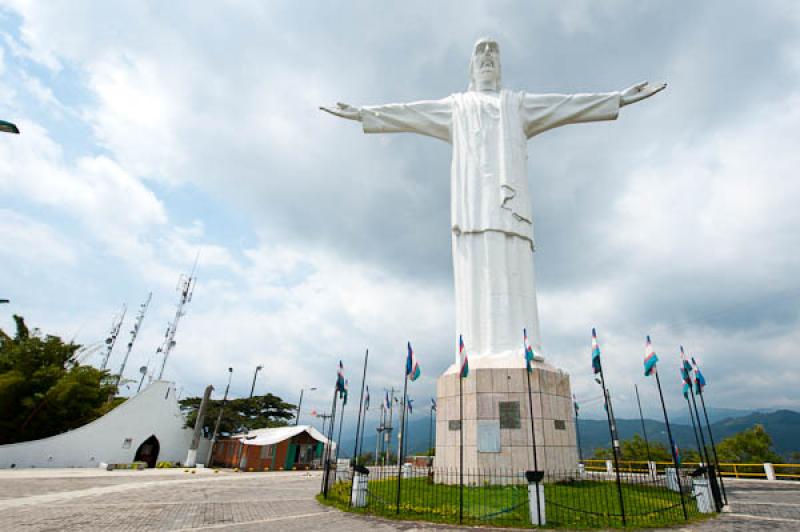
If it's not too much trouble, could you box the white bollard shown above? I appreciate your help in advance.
[647,461,657,479]
[578,462,586,479]
[525,472,546,526]
[764,462,776,481]
[692,478,713,513]
[401,463,412,478]
[351,466,369,508]
[665,467,680,492]
[605,460,614,475]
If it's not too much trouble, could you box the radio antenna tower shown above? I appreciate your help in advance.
[100,304,127,370]
[115,292,152,387]
[156,255,198,380]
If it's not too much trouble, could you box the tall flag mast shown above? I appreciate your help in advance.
[643,336,687,519]
[591,328,626,526]
[99,304,127,370]
[681,346,722,511]
[690,355,727,504]
[523,328,542,525]
[156,257,198,380]
[396,342,421,515]
[115,292,152,388]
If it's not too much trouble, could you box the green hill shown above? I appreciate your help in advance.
[341,409,800,461]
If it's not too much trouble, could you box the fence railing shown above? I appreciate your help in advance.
[325,466,705,529]
[583,459,800,481]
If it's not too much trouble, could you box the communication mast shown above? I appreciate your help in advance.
[115,292,152,387]
[156,256,198,380]
[99,304,127,370]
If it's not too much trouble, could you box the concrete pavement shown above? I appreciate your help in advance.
[0,468,798,530]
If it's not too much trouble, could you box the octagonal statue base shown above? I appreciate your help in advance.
[434,358,578,480]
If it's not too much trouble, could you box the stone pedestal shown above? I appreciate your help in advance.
[434,360,577,476]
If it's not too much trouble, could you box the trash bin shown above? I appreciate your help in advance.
[692,477,713,513]
[665,467,680,492]
[351,465,369,508]
[525,471,546,526]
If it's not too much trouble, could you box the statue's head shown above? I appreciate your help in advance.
[468,37,501,91]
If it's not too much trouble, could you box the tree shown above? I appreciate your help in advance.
[620,434,672,461]
[716,424,782,463]
[592,434,702,463]
[180,393,296,434]
[0,315,119,444]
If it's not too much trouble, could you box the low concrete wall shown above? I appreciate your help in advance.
[0,381,207,468]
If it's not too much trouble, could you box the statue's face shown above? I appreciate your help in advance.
[471,39,500,86]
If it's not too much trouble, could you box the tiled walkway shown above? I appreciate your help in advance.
[0,468,797,530]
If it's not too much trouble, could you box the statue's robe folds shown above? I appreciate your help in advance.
[361,89,620,365]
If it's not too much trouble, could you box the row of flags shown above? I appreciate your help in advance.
[590,328,712,467]
[587,330,710,394]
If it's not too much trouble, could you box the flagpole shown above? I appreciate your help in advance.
[634,384,653,463]
[687,382,719,511]
[428,401,434,457]
[358,398,368,465]
[395,373,409,515]
[599,370,626,525]
[698,388,727,505]
[386,388,394,467]
[321,387,338,497]
[654,371,688,520]
[573,396,583,463]
[352,349,369,465]
[459,366,464,525]
[335,388,346,462]
[525,363,542,525]
[684,393,702,464]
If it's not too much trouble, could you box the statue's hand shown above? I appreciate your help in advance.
[319,102,362,121]
[620,81,666,107]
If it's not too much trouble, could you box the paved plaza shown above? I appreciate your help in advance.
[0,468,798,531]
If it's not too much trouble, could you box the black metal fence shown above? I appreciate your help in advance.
[324,465,705,529]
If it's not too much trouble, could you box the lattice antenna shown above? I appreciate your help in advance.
[156,254,199,380]
[99,304,127,370]
[115,292,152,387]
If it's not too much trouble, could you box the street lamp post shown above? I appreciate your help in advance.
[0,120,19,134]
[295,386,317,425]
[249,365,263,399]
[206,367,233,466]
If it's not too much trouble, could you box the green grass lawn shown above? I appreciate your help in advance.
[318,475,711,529]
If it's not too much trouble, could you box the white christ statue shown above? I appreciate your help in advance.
[322,38,664,366]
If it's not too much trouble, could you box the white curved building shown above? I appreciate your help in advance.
[0,381,207,468]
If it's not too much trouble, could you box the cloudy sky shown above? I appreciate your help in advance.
[1,1,799,426]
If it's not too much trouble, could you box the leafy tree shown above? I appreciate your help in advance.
[716,424,782,463]
[0,315,119,444]
[620,434,672,461]
[180,393,296,434]
[592,434,702,463]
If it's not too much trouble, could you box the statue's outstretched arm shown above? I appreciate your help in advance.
[620,81,667,107]
[319,102,362,121]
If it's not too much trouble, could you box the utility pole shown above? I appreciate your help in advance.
[100,304,127,370]
[114,293,151,391]
[156,256,198,380]
[384,388,395,466]
[249,365,263,398]
[318,413,332,435]
[206,368,233,466]
[186,384,213,467]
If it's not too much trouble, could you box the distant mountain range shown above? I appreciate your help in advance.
[339,409,800,460]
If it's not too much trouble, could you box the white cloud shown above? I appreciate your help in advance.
[1,1,799,421]
[0,208,76,264]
